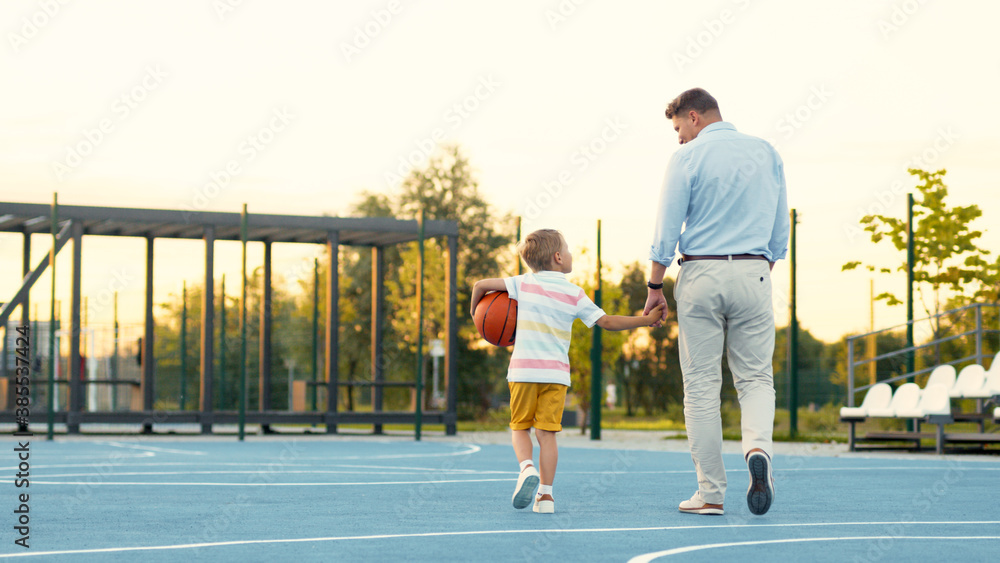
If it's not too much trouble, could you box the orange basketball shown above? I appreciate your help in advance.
[474,291,517,347]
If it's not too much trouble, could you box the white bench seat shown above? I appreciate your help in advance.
[867,383,921,417]
[895,384,951,418]
[950,365,986,399]
[925,364,957,393]
[963,368,1000,400]
[840,383,892,419]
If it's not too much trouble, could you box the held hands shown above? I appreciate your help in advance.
[643,303,666,327]
[643,291,670,328]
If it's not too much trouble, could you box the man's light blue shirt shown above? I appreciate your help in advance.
[649,121,789,267]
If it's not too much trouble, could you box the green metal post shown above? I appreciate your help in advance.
[2,326,7,401]
[112,292,119,411]
[788,209,798,439]
[180,281,187,410]
[47,193,57,441]
[516,216,522,276]
[906,193,915,376]
[415,210,425,441]
[311,258,319,412]
[590,220,602,440]
[220,275,226,410]
[239,205,248,441]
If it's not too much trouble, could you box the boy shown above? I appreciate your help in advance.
[470,229,663,514]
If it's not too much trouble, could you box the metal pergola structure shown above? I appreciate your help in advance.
[0,201,460,435]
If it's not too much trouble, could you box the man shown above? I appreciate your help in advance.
[644,88,789,516]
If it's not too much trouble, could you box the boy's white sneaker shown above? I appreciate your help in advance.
[512,465,539,509]
[533,493,554,514]
[678,491,724,515]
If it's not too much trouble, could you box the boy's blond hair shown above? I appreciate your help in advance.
[518,229,564,272]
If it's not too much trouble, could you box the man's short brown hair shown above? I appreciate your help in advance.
[518,229,563,272]
[665,88,720,119]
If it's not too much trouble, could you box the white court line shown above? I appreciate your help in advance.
[569,466,1000,474]
[0,452,154,461]
[628,536,1000,562]
[5,463,499,475]
[30,478,514,486]
[326,463,486,473]
[98,441,208,455]
[0,522,996,559]
[18,465,1000,477]
[37,470,488,478]
[324,443,482,459]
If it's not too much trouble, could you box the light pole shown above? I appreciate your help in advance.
[430,339,445,408]
[284,358,297,411]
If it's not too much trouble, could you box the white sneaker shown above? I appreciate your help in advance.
[678,491,724,515]
[512,465,539,509]
[746,451,774,515]
[533,493,554,514]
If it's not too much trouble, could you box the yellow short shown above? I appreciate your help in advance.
[508,382,568,432]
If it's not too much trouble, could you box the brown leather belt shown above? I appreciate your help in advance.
[679,254,767,265]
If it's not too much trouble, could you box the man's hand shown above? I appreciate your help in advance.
[643,303,666,326]
[643,290,669,328]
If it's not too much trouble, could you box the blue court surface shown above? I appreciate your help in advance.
[2,432,998,562]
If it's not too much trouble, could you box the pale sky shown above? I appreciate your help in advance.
[2,0,999,343]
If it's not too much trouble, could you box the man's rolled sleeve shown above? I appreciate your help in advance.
[767,158,790,261]
[649,151,690,266]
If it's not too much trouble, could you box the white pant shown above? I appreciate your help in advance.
[674,258,776,504]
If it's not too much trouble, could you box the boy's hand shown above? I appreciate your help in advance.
[644,292,669,327]
[643,303,666,326]
[470,278,508,318]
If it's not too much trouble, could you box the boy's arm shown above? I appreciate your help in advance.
[595,304,665,331]
[470,278,507,317]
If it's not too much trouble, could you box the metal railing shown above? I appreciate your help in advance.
[845,303,1000,407]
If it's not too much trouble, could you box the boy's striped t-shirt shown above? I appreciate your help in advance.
[503,271,606,386]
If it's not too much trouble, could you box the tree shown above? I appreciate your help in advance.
[566,251,632,434]
[773,325,842,407]
[615,262,683,416]
[842,168,994,357]
[156,267,297,412]
[332,145,517,417]
[395,145,517,415]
